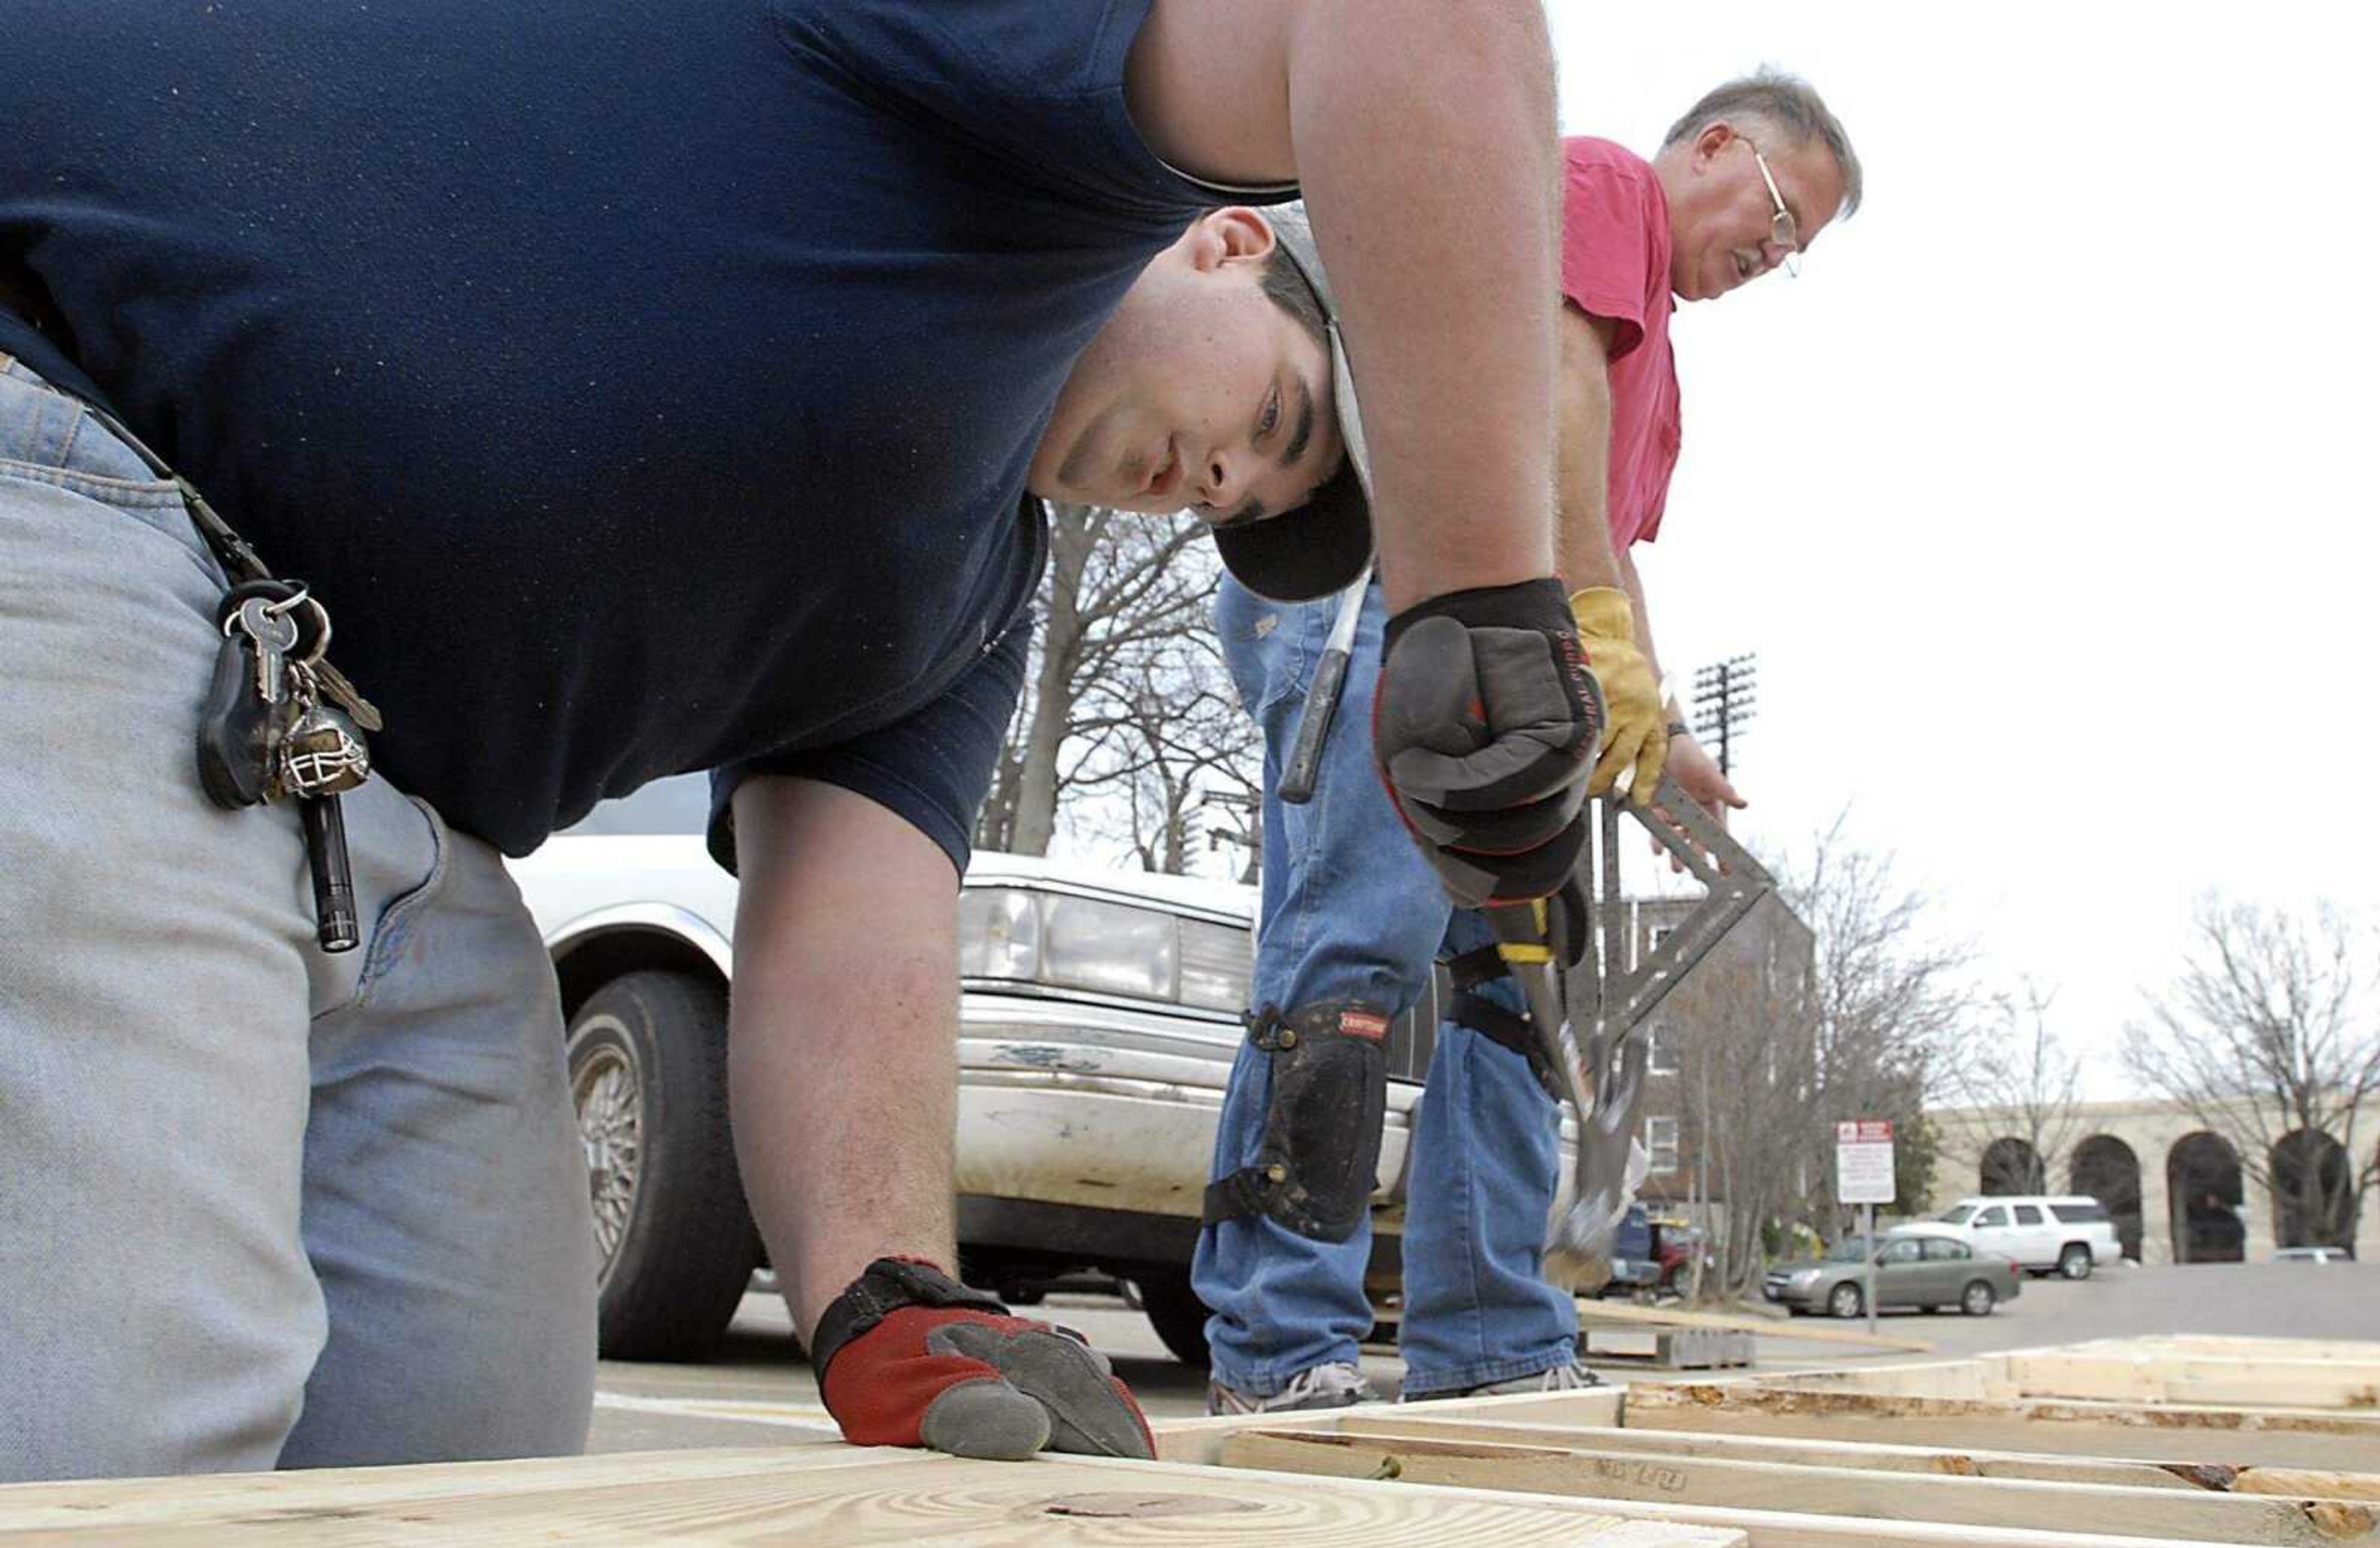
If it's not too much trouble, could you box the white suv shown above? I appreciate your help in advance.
[509,776,1563,1365]
[1932,1195,2123,1279]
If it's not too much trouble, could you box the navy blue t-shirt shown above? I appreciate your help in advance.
[2,0,1257,866]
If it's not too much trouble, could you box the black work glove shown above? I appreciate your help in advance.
[1374,578,1603,907]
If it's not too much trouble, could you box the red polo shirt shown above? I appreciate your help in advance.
[1559,136,1680,552]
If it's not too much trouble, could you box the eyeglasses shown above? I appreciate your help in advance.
[1746,139,1801,278]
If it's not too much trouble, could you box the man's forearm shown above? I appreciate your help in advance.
[1286,1,1559,608]
[1554,304,1621,593]
[1614,547,1673,716]
[728,778,963,1339]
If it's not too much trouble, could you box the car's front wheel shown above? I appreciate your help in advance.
[2057,1243,2094,1280]
[569,970,759,1361]
[1961,1278,1998,1316]
[1828,1282,1864,1319]
[1134,1267,1212,1370]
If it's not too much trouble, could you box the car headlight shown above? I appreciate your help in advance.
[956,887,1041,980]
[958,887,1252,1009]
[1788,1269,1823,1285]
[1041,892,1177,998]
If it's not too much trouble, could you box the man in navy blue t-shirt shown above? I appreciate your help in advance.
[1,0,1602,1476]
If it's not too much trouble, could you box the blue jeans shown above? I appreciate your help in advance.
[0,357,596,1480]
[1191,576,1577,1398]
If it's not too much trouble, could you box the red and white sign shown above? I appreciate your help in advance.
[1834,1118,1897,1205]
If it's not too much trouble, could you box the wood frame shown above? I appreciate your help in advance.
[1174,1338,2380,1547]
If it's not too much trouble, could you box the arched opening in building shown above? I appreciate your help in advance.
[2166,1131,2245,1264]
[2270,1128,2355,1251]
[2069,1135,2143,1259]
[1980,1136,2045,1196]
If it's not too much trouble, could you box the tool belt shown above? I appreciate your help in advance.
[1444,944,1562,1101]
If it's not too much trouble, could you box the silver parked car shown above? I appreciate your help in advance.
[1763,1223,2022,1319]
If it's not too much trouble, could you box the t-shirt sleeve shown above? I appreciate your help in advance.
[774,0,1239,228]
[707,612,1031,879]
[1558,144,1662,363]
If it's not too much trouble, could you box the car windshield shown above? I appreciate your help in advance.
[1825,1234,1874,1263]
[1936,1205,1975,1225]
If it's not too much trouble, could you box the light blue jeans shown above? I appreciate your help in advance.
[0,357,597,1482]
[1192,575,1577,1399]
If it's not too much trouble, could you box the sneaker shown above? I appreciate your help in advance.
[1415,1360,1605,1401]
[1206,1360,1378,1415]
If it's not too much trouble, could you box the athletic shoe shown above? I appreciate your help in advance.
[1413,1360,1605,1401]
[1205,1360,1377,1415]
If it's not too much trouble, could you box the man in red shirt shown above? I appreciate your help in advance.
[1196,71,1862,1411]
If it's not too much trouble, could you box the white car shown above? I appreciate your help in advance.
[510,775,1571,1365]
[1931,1195,2123,1279]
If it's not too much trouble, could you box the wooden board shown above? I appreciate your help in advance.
[1997,1353,2380,1411]
[1622,1381,2380,1471]
[1212,1431,2242,1548]
[1352,1412,2380,1501]
[1217,1426,2379,1546]
[0,1448,1740,1546]
[1154,1386,1626,1466]
[1574,1298,1938,1355]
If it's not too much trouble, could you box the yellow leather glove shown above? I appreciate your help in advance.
[1569,586,1665,805]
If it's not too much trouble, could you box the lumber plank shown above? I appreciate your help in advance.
[1622,1382,2380,1471]
[2109,1338,2380,1365]
[0,1446,888,1532]
[2001,1353,2380,1412]
[1220,1424,2378,1545]
[1153,1386,1624,1465]
[0,1451,1741,1546]
[1349,1411,2380,1498]
[1574,1299,1938,1354]
[1214,1431,2258,1548]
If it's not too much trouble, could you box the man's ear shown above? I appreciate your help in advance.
[1184,206,1277,272]
[1693,121,1735,172]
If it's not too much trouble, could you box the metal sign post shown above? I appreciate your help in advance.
[1864,1201,1877,1337]
[1834,1119,1896,1338]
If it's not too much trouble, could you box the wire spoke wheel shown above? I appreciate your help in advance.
[573,1028,644,1272]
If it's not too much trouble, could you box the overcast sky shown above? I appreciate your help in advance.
[1531,4,2378,1094]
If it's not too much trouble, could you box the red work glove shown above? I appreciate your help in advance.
[809,1257,1154,1461]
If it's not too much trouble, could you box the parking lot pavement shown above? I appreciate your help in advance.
[587,1261,2380,1455]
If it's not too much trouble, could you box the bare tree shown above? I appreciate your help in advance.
[973,504,1214,857]
[1936,982,2087,1197]
[1068,623,1262,876]
[1667,902,1821,1300]
[1785,819,1972,1236]
[2122,897,2378,1251]
[1670,816,1974,1299]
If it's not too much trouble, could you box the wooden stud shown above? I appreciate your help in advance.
[1621,1382,2380,1471]
[1351,1411,2380,1498]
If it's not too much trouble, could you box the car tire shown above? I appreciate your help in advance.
[1828,1282,1863,1319]
[569,970,759,1362]
[2057,1244,2094,1280]
[1961,1278,1998,1316]
[1134,1267,1212,1370]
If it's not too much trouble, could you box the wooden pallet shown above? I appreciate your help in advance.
[0,1441,1742,1546]
[1578,1324,1757,1371]
[1166,1338,2380,1547]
